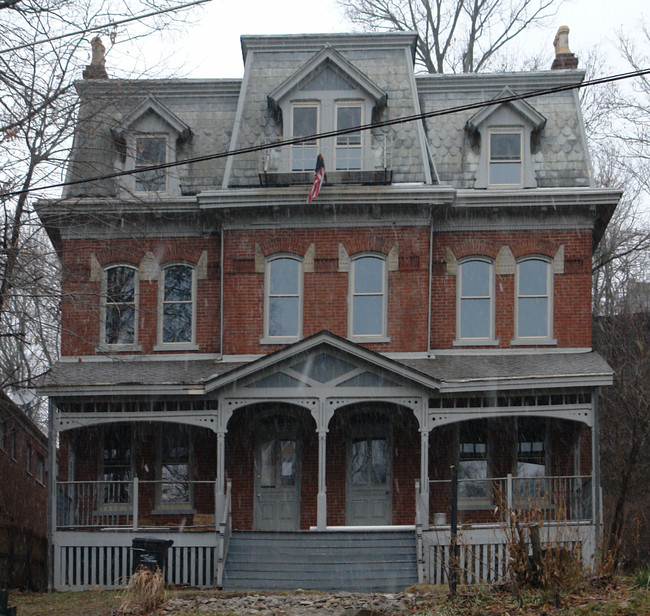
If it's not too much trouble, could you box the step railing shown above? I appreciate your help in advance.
[216,479,232,588]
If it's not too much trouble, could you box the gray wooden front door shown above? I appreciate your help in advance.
[346,413,392,525]
[254,416,301,531]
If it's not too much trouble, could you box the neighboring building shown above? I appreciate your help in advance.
[36,30,620,591]
[0,391,48,588]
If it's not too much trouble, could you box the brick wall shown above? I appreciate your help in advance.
[0,394,48,538]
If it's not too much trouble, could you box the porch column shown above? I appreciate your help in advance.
[215,429,226,524]
[317,429,327,530]
[419,428,430,529]
[592,390,601,536]
[46,399,58,592]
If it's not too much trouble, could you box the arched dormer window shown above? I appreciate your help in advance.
[157,263,197,349]
[456,258,496,345]
[348,254,388,342]
[262,255,303,344]
[101,264,138,348]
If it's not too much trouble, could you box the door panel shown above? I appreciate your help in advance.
[254,417,301,530]
[346,414,392,525]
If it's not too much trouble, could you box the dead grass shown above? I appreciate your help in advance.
[117,567,166,615]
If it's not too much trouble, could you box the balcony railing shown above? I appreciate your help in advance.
[259,133,393,186]
[427,474,593,526]
[56,479,217,530]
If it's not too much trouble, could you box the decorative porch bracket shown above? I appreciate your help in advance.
[55,411,220,432]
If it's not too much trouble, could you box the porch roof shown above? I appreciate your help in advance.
[39,337,612,397]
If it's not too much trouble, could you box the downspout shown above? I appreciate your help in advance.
[427,216,433,355]
[46,399,56,592]
[219,226,224,358]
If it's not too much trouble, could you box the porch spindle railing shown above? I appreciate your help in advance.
[427,474,593,526]
[56,480,216,529]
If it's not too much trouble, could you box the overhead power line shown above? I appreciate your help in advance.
[0,0,212,55]
[3,66,650,201]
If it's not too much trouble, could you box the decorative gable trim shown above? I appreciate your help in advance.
[465,86,546,135]
[267,46,388,122]
[111,94,193,144]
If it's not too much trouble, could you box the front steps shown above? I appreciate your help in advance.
[222,529,418,592]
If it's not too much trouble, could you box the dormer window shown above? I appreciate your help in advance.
[488,128,523,187]
[291,104,319,171]
[466,88,545,190]
[135,135,167,192]
[336,103,362,170]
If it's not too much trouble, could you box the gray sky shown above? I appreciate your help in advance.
[157,0,647,78]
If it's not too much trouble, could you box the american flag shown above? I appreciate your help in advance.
[306,154,325,203]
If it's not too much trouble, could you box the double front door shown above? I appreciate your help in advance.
[254,415,301,530]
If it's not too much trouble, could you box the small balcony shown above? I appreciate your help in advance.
[259,133,393,187]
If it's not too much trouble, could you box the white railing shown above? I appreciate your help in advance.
[427,474,593,526]
[57,479,217,530]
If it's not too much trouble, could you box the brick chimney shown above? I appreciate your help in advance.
[551,26,578,70]
[83,36,109,79]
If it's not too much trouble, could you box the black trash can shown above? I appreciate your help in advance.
[131,538,174,574]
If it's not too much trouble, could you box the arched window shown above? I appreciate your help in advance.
[159,263,196,346]
[102,265,138,346]
[264,256,303,342]
[349,255,388,340]
[516,257,553,340]
[457,258,494,343]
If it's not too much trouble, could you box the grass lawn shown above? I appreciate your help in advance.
[8,577,650,616]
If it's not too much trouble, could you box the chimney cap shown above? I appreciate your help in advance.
[552,25,578,70]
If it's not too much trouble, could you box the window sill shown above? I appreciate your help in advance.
[510,338,557,346]
[453,339,499,347]
[97,344,142,353]
[259,336,301,345]
[348,335,391,344]
[153,343,200,352]
[457,499,494,510]
[151,507,196,516]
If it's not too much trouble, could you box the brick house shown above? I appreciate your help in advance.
[36,30,620,591]
[0,391,48,588]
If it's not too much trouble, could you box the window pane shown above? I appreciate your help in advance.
[163,303,192,343]
[353,295,382,335]
[461,261,490,296]
[292,145,318,171]
[490,133,520,159]
[518,297,548,337]
[371,438,387,485]
[260,440,276,487]
[164,266,192,301]
[105,305,135,344]
[161,464,189,503]
[135,137,166,192]
[354,257,383,293]
[519,260,547,295]
[336,147,362,170]
[460,298,490,338]
[489,162,521,185]
[351,438,369,485]
[270,259,299,295]
[293,107,317,138]
[107,267,134,303]
[458,460,488,499]
[269,296,299,337]
[280,440,296,487]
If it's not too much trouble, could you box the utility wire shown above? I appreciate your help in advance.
[0,0,212,55]
[4,66,650,201]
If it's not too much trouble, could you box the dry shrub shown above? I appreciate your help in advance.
[118,566,166,615]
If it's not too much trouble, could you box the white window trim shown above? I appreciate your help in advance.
[488,127,524,188]
[153,424,195,514]
[99,264,141,352]
[513,256,556,345]
[154,262,199,351]
[132,133,169,195]
[334,100,364,171]
[454,258,497,346]
[99,424,134,513]
[290,102,320,172]
[348,253,390,343]
[260,254,304,345]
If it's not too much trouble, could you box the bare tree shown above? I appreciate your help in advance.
[337,0,564,73]
[0,0,203,415]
